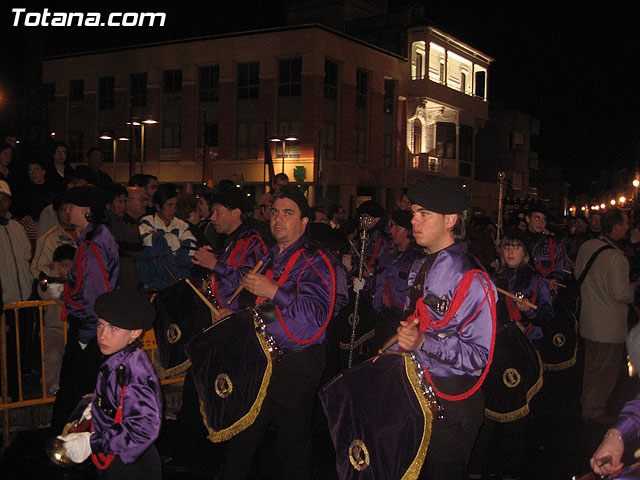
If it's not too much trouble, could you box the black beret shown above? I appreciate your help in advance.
[63,186,107,214]
[390,209,412,230]
[357,200,385,218]
[408,178,470,214]
[94,289,156,330]
[527,200,548,218]
[278,185,312,220]
[214,186,250,213]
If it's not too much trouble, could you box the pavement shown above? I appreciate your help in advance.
[1,355,639,480]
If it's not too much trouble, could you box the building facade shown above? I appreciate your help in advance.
[42,22,492,213]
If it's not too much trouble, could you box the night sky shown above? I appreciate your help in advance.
[1,1,638,196]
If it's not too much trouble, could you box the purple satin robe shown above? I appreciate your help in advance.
[89,347,162,464]
[491,267,553,340]
[65,223,120,344]
[265,235,336,351]
[212,225,270,309]
[394,242,497,378]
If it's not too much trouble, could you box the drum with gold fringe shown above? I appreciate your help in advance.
[482,321,543,422]
[184,308,277,443]
[320,352,436,480]
[152,279,216,376]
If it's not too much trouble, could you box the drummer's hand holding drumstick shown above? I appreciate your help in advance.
[240,272,278,300]
[515,296,532,312]
[590,429,624,476]
[397,319,424,351]
[192,246,217,270]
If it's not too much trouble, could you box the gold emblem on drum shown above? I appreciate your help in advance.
[166,324,182,344]
[348,439,370,471]
[215,373,233,398]
[502,368,521,388]
[553,333,566,347]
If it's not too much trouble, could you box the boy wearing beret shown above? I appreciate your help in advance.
[391,178,497,480]
[57,290,163,480]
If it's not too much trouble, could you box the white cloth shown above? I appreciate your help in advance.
[58,432,92,463]
[138,213,196,255]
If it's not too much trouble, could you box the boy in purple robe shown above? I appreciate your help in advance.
[57,289,162,480]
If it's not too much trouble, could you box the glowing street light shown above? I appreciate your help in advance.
[127,117,159,176]
[270,135,299,173]
[100,132,130,178]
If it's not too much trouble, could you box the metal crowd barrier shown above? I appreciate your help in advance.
[0,299,183,448]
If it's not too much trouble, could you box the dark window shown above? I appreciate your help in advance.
[324,59,338,100]
[356,69,369,109]
[237,62,259,100]
[436,122,456,159]
[163,69,182,96]
[278,57,302,97]
[383,79,395,115]
[199,65,220,102]
[356,127,367,165]
[130,73,147,108]
[98,76,114,110]
[459,125,473,163]
[69,79,84,102]
[383,133,393,167]
[43,82,55,103]
[475,70,486,99]
[204,124,219,147]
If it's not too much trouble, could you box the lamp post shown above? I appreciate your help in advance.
[270,135,298,174]
[100,132,130,180]
[127,117,158,176]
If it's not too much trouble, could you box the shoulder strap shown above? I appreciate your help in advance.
[577,244,613,286]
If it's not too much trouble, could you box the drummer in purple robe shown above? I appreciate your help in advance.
[392,177,497,480]
[57,289,162,480]
[524,202,572,291]
[218,185,337,479]
[353,209,421,352]
[192,186,271,311]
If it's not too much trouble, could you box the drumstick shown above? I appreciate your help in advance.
[378,317,420,354]
[184,278,219,312]
[348,239,361,259]
[227,260,265,305]
[496,288,538,310]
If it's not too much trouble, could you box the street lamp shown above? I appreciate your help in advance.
[270,135,298,173]
[127,117,158,175]
[100,132,130,179]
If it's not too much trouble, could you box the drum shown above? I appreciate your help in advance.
[338,293,376,368]
[152,279,217,376]
[482,321,543,422]
[320,352,441,480]
[184,308,279,443]
[539,301,578,371]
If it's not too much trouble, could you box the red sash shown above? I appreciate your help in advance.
[406,269,496,402]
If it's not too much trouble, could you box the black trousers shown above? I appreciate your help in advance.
[50,318,102,433]
[420,376,485,480]
[99,445,161,480]
[219,343,326,480]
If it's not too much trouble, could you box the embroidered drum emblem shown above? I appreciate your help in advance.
[215,373,233,398]
[166,324,182,344]
[502,368,521,388]
[348,439,370,471]
[553,333,566,347]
